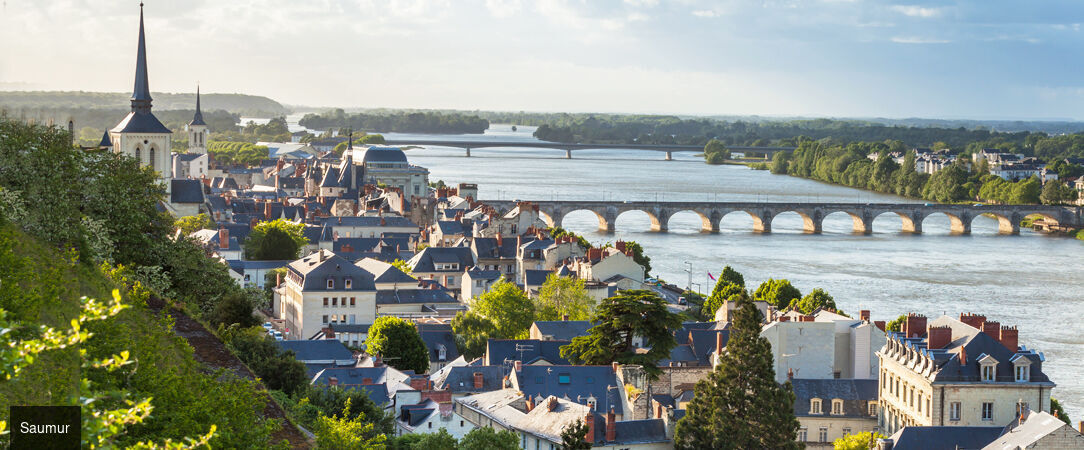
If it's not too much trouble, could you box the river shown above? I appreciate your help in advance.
[271,118,1084,418]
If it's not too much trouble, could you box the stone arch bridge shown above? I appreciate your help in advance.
[481,200,1082,235]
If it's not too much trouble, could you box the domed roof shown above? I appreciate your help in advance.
[360,146,408,164]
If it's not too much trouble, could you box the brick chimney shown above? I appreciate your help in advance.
[264,202,273,219]
[605,407,616,442]
[219,228,229,249]
[585,412,595,443]
[960,313,986,330]
[612,362,619,373]
[615,241,626,252]
[981,321,1001,338]
[860,310,871,322]
[473,372,484,389]
[547,396,558,411]
[874,320,886,332]
[801,315,815,322]
[526,396,535,412]
[362,377,373,385]
[787,368,794,380]
[904,314,927,338]
[1078,421,1083,434]
[410,377,428,391]
[779,316,790,322]
[514,360,522,372]
[715,331,724,355]
[927,325,952,350]
[496,233,503,247]
[999,326,1019,352]
[328,377,339,387]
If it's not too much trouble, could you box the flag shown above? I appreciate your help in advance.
[707,272,715,281]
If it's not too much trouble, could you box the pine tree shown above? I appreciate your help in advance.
[674,294,801,449]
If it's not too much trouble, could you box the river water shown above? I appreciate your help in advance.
[275,119,1084,418]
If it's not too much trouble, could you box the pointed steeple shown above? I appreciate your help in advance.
[131,3,153,113]
[189,86,207,126]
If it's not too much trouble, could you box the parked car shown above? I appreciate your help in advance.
[262,322,273,331]
[272,331,283,341]
[677,296,687,305]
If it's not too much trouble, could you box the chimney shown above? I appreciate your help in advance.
[473,372,484,389]
[585,412,595,443]
[982,321,1001,338]
[514,360,522,372]
[615,241,626,252]
[496,233,503,247]
[547,396,558,412]
[516,235,522,248]
[927,325,952,350]
[787,368,794,380]
[276,272,281,288]
[801,315,814,322]
[876,439,894,450]
[264,202,273,219]
[410,377,428,391]
[779,316,790,322]
[328,377,339,387]
[904,314,928,338]
[525,396,535,412]
[715,331,724,355]
[372,355,382,367]
[381,217,386,226]
[999,326,1019,352]
[874,321,886,332]
[250,217,258,230]
[362,377,373,385]
[860,310,871,322]
[612,362,619,373]
[1078,421,1083,434]
[958,346,967,365]
[605,407,616,442]
[219,228,229,249]
[959,313,986,330]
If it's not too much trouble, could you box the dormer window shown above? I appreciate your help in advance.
[978,354,999,382]
[327,278,335,289]
[437,344,447,361]
[810,398,823,415]
[831,399,843,415]
[982,365,995,382]
[344,279,352,289]
[1014,363,1030,382]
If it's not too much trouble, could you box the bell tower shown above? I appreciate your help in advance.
[187,86,208,154]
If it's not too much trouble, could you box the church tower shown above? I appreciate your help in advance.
[109,4,172,193]
[186,86,208,154]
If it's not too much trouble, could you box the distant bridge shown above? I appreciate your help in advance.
[384,139,794,160]
[479,200,1082,235]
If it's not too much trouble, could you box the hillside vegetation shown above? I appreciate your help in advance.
[0,91,286,115]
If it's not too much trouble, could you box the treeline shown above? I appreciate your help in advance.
[208,141,269,166]
[299,109,489,134]
[211,116,292,143]
[0,90,288,115]
[4,107,238,147]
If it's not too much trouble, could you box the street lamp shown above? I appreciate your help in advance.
[683,261,693,291]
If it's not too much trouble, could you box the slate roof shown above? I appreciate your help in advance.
[277,340,355,363]
[485,339,571,366]
[613,419,669,444]
[174,152,204,162]
[687,329,729,366]
[465,267,501,281]
[329,323,371,334]
[513,365,623,415]
[417,325,461,363]
[433,365,505,393]
[408,247,475,273]
[791,378,878,418]
[984,410,1082,449]
[399,399,437,427]
[532,321,593,341]
[887,426,1002,450]
[472,237,518,259]
[375,288,459,305]
[310,367,392,406]
[98,131,112,147]
[189,87,206,126]
[170,179,205,204]
[110,111,172,134]
[435,220,465,236]
[355,258,415,284]
[360,146,408,163]
[287,250,376,291]
[323,215,419,229]
[523,269,552,287]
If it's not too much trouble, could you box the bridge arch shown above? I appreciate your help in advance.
[613,209,664,233]
[870,210,924,234]
[555,208,613,233]
[662,209,714,233]
[717,209,771,233]
[770,209,818,234]
[922,211,971,234]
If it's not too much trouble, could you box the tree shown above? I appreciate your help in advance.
[715,266,745,288]
[1050,398,1071,424]
[244,219,308,260]
[792,288,837,314]
[560,419,592,450]
[1040,180,1076,205]
[224,328,308,395]
[365,316,430,374]
[458,426,520,450]
[560,290,683,379]
[174,213,215,236]
[410,428,458,450]
[673,294,800,449]
[264,267,288,292]
[534,274,596,321]
[771,151,790,174]
[834,431,887,450]
[703,139,730,165]
[312,408,387,450]
[391,259,414,276]
[472,279,536,339]
[753,279,802,310]
[703,283,745,319]
[451,310,498,360]
[1010,176,1041,204]
[886,314,907,332]
[209,290,259,328]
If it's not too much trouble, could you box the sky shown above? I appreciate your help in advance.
[2,0,1083,120]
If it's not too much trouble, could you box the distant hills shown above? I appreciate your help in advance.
[0,91,288,116]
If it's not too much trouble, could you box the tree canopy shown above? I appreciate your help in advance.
[243,219,308,260]
[534,274,595,321]
[451,310,499,361]
[673,294,800,449]
[560,419,592,450]
[560,290,682,379]
[834,431,887,450]
[365,317,430,374]
[471,279,536,339]
[753,279,803,310]
[457,426,520,450]
[174,213,215,236]
[791,288,837,314]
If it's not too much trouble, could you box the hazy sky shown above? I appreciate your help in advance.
[2,0,1083,119]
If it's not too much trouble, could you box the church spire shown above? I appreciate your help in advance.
[131,3,153,113]
[189,85,206,126]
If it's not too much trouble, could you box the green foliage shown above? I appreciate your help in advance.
[703,283,745,319]
[560,290,682,379]
[753,279,803,310]
[301,109,489,134]
[548,226,592,250]
[717,266,745,288]
[157,237,245,316]
[1050,398,1071,424]
[391,259,414,276]
[534,274,596,321]
[312,402,388,450]
[333,134,388,155]
[1040,179,1077,205]
[886,315,907,332]
[619,241,651,274]
[174,213,215,236]
[703,139,730,164]
[457,426,520,450]
[674,294,800,449]
[224,327,308,395]
[274,384,393,436]
[834,431,887,450]
[771,151,790,174]
[244,219,308,261]
[264,267,288,292]
[210,291,259,328]
[451,311,499,360]
[410,428,458,450]
[560,419,592,450]
[365,316,430,374]
[792,288,837,314]
[471,280,536,340]
[207,141,270,165]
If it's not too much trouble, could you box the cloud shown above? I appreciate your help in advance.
[890,36,950,44]
[485,0,523,18]
[890,5,942,18]
[692,9,721,18]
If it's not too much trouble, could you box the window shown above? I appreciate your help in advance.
[831,399,843,415]
[149,147,156,170]
[332,298,337,306]
[460,421,463,427]
[345,279,352,289]
[918,394,922,413]
[868,402,878,417]
[982,364,995,382]
[818,427,828,443]
[797,428,807,442]
[350,297,356,306]
[327,279,335,289]
[322,315,329,324]
[842,427,851,437]
[982,402,994,421]
[244,274,250,282]
[323,297,329,307]
[810,399,822,415]
[428,423,432,429]
[558,374,571,384]
[447,276,455,285]
[909,387,914,408]
[950,402,961,421]
[1015,365,1030,382]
